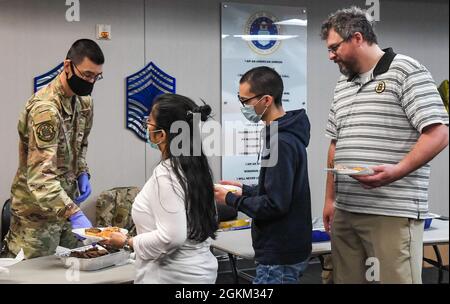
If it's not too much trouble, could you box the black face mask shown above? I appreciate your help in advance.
[66,63,94,96]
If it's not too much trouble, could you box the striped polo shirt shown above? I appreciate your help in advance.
[325,48,449,219]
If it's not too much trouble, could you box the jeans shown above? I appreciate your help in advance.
[253,259,309,284]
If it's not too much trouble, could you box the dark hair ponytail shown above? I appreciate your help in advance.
[186,99,212,123]
[152,94,217,242]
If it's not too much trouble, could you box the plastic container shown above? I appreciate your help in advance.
[56,245,130,271]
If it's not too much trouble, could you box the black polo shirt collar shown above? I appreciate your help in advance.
[347,47,397,82]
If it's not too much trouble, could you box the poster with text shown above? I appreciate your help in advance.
[221,2,307,184]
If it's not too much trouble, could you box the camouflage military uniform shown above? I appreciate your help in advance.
[2,75,93,259]
[96,187,139,237]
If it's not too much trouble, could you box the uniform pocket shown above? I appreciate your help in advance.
[75,111,89,149]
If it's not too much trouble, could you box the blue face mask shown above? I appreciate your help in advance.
[240,96,268,123]
[146,128,163,150]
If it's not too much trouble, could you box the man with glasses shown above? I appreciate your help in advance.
[321,7,448,283]
[215,66,312,284]
[2,39,105,259]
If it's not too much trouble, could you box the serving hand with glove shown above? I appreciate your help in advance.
[69,210,92,241]
[74,172,92,205]
[69,210,92,229]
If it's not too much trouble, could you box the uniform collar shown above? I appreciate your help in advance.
[51,73,75,115]
[347,47,397,82]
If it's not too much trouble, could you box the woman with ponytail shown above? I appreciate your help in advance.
[104,93,218,284]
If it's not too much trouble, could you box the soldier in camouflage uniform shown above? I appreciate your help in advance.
[96,187,140,237]
[2,39,104,259]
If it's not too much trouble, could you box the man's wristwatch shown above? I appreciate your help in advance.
[122,236,132,251]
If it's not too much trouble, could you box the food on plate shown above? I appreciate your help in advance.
[335,165,366,172]
[325,164,374,175]
[224,187,239,193]
[351,167,365,171]
[100,226,121,238]
[84,228,102,236]
[214,184,240,193]
[84,226,121,238]
[69,247,108,259]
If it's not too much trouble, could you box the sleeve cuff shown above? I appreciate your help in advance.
[417,120,449,134]
[77,171,91,179]
[325,133,337,140]
[58,201,80,219]
[242,184,253,196]
[225,192,240,209]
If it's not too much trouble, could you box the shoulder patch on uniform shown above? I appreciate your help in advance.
[36,122,57,142]
[33,112,53,125]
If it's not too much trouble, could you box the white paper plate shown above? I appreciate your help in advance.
[214,184,241,193]
[325,167,374,176]
[72,227,128,242]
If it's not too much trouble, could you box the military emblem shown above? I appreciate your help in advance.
[245,12,281,55]
[34,63,64,93]
[375,81,386,93]
[126,62,176,141]
[36,122,56,142]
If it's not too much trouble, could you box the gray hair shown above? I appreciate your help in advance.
[320,6,378,45]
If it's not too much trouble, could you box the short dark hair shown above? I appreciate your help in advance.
[320,6,378,45]
[240,66,284,106]
[66,39,105,65]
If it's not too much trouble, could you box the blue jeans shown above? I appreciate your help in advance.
[253,260,309,284]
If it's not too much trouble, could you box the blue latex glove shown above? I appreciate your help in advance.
[74,173,92,205]
[69,210,93,229]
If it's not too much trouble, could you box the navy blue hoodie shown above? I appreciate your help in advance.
[226,109,312,265]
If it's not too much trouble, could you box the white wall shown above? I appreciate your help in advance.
[1,0,448,239]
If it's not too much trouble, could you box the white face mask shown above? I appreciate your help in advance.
[240,96,268,123]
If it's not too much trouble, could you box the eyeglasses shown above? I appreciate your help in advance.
[142,116,161,131]
[327,39,346,54]
[237,93,265,106]
[72,62,103,82]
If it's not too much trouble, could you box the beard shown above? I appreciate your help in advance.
[337,58,359,77]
